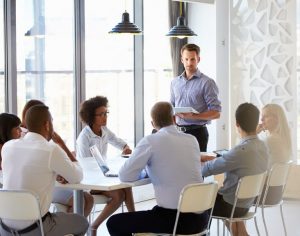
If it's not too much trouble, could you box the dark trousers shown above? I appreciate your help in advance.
[106,205,209,236]
[212,194,249,218]
[184,126,209,152]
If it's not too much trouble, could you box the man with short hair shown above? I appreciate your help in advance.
[1,105,88,236]
[107,101,208,236]
[201,102,269,236]
[171,43,221,151]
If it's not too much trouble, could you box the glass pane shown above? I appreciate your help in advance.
[85,0,134,152]
[143,0,173,134]
[0,1,5,113]
[16,0,75,148]
[297,0,300,161]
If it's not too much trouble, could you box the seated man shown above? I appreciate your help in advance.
[1,104,88,236]
[201,102,269,236]
[107,101,208,236]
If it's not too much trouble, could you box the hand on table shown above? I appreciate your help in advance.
[122,145,132,155]
[201,155,216,162]
[56,175,69,184]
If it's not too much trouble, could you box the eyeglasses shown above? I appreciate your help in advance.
[94,111,109,117]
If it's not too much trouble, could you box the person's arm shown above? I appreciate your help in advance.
[119,138,151,182]
[202,147,241,177]
[52,132,76,162]
[122,144,132,155]
[170,81,175,106]
[177,110,220,121]
[50,145,83,184]
[106,128,128,152]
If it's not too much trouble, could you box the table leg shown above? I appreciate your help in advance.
[73,189,84,215]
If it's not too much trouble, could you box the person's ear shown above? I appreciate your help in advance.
[172,116,176,124]
[45,121,50,132]
[151,121,155,129]
[181,56,184,64]
[198,56,200,63]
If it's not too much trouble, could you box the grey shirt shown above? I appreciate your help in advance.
[202,135,269,208]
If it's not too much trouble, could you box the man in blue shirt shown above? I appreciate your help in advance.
[171,43,221,151]
[202,102,269,236]
[106,101,208,236]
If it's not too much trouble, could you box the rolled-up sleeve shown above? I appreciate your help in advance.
[204,80,221,112]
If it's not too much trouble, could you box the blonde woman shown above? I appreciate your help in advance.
[257,103,292,204]
[257,104,292,166]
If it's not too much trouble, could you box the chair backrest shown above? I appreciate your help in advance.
[173,181,219,236]
[0,190,44,235]
[267,161,292,187]
[260,161,292,206]
[236,172,266,199]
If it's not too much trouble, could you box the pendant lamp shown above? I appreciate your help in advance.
[166,2,197,39]
[109,0,142,36]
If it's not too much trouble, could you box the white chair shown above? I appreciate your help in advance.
[212,171,267,236]
[135,181,219,236]
[260,161,292,236]
[0,190,45,236]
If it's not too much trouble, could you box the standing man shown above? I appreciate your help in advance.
[171,43,221,151]
[1,105,88,236]
[106,102,208,236]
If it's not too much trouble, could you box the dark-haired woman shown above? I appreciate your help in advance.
[0,113,22,170]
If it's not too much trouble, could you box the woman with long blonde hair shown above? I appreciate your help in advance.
[257,103,292,166]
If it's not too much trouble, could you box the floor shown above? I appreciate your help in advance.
[91,198,300,236]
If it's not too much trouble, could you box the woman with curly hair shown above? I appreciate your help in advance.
[76,95,134,236]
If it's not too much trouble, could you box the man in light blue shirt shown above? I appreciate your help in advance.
[171,43,221,151]
[107,101,208,236]
[201,102,269,236]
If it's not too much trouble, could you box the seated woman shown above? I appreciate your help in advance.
[0,113,22,170]
[20,99,94,217]
[76,96,135,236]
[257,103,292,204]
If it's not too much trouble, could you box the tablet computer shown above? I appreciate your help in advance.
[213,149,229,157]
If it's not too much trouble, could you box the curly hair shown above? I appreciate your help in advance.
[0,113,21,144]
[79,96,108,126]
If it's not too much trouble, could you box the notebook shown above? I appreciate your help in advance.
[89,145,119,177]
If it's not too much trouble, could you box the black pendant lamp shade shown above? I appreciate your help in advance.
[166,16,197,38]
[109,11,142,34]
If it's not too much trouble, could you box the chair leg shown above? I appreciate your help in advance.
[261,207,269,236]
[280,204,288,236]
[254,216,261,236]
[217,219,219,236]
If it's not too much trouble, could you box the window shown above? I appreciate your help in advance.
[0,0,4,113]
[16,0,75,148]
[297,0,300,161]
[143,0,173,134]
[85,0,135,152]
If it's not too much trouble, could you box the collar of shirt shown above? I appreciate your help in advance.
[179,68,202,81]
[86,125,107,139]
[157,125,178,134]
[23,132,47,142]
[240,135,258,144]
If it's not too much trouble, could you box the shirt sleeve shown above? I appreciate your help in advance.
[203,79,221,112]
[106,128,127,150]
[76,132,92,158]
[202,147,241,177]
[119,138,151,182]
[170,80,175,106]
[49,144,83,184]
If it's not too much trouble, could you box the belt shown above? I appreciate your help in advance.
[177,124,206,132]
[0,212,50,234]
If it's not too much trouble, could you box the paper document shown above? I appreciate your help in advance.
[173,107,199,114]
